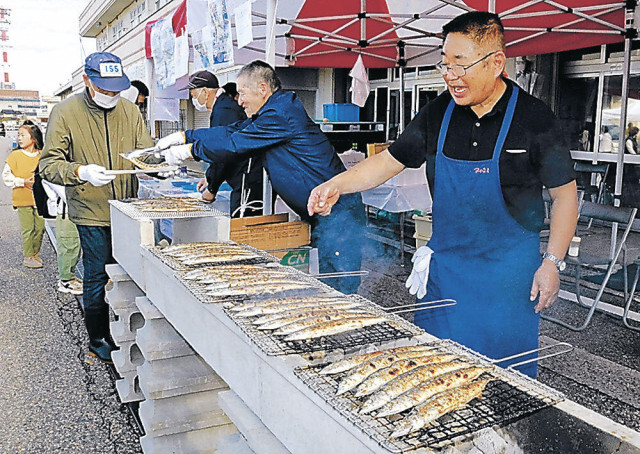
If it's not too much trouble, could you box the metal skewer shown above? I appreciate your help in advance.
[387,298,457,314]
[311,270,370,279]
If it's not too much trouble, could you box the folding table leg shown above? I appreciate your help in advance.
[623,264,640,331]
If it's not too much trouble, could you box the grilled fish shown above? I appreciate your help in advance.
[231,298,354,317]
[354,354,458,397]
[336,350,439,395]
[319,346,436,375]
[183,254,261,265]
[375,365,485,417]
[272,311,374,335]
[390,379,492,438]
[359,360,469,414]
[284,315,387,341]
[256,309,370,330]
[206,281,314,297]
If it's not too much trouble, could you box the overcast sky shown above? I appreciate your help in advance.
[5,0,95,96]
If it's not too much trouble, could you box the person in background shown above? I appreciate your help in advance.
[41,179,83,295]
[222,82,240,102]
[2,122,45,268]
[308,12,578,376]
[600,126,613,153]
[158,61,365,294]
[39,52,154,363]
[188,70,263,217]
[625,126,638,154]
[0,122,15,160]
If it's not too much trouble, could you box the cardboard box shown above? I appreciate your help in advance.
[367,142,393,158]
[230,214,310,251]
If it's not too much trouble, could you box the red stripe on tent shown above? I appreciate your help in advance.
[290,0,399,68]
[464,0,625,56]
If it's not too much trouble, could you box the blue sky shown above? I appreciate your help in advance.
[4,0,95,95]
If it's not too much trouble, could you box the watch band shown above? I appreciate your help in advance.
[543,252,566,271]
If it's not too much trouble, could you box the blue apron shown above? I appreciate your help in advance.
[415,86,541,377]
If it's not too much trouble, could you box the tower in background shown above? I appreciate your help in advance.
[0,6,14,90]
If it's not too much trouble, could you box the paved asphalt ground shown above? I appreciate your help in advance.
[0,173,639,453]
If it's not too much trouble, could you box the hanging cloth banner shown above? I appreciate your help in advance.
[206,0,234,70]
[233,0,252,49]
[349,54,370,108]
[150,18,177,89]
[145,0,188,59]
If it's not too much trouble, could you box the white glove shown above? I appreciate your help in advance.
[405,245,433,299]
[163,144,193,166]
[77,164,116,187]
[155,131,186,151]
[157,169,179,178]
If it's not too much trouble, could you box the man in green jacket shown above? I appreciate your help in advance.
[40,52,154,363]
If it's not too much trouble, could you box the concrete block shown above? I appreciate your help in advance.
[139,390,233,437]
[217,433,255,454]
[218,390,289,454]
[135,296,163,320]
[105,263,130,282]
[112,342,145,374]
[116,371,144,403]
[110,309,145,344]
[106,280,145,311]
[138,354,228,400]
[140,423,238,454]
[136,317,194,361]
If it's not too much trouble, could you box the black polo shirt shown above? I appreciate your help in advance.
[388,79,575,232]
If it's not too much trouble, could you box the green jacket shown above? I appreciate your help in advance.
[40,90,154,226]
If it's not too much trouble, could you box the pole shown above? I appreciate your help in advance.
[263,0,278,215]
[398,41,406,135]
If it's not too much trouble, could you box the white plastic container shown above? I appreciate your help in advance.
[413,213,433,238]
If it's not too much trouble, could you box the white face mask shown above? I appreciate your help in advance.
[89,81,120,109]
[191,90,209,111]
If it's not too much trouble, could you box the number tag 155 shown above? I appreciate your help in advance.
[99,63,123,78]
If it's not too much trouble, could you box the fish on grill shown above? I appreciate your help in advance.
[283,315,387,342]
[354,354,458,398]
[319,346,436,375]
[231,297,355,317]
[336,350,439,395]
[204,275,300,291]
[375,365,486,417]
[272,311,375,335]
[256,309,371,330]
[182,254,262,265]
[390,379,492,438]
[206,281,317,298]
[359,360,469,415]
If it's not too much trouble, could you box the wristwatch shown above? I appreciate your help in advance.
[543,252,566,271]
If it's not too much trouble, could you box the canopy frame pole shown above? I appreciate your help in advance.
[398,41,406,136]
[263,0,278,215]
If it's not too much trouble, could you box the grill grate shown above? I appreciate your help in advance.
[229,295,424,356]
[294,339,564,452]
[110,198,228,220]
[146,242,279,271]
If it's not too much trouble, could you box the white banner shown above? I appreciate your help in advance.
[150,18,176,90]
[234,0,253,49]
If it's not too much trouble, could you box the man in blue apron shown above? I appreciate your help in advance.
[307,11,578,378]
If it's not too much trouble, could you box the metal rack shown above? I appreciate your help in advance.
[294,339,564,452]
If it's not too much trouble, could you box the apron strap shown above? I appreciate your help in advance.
[492,85,519,161]
[437,100,456,156]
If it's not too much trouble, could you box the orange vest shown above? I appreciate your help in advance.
[6,149,40,207]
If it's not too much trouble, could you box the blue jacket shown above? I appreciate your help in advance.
[186,89,359,221]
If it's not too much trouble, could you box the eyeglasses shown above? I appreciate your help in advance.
[435,52,497,77]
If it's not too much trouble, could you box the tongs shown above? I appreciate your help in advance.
[121,146,160,160]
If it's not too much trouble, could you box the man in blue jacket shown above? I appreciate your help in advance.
[189,70,263,217]
[157,60,364,294]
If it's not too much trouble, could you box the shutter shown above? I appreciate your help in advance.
[194,109,211,129]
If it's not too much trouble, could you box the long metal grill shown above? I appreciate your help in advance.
[229,294,424,356]
[110,198,228,220]
[294,339,564,452]
[146,243,279,271]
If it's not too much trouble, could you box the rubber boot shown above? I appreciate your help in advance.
[84,307,115,363]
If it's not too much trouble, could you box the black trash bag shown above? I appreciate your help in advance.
[33,173,55,219]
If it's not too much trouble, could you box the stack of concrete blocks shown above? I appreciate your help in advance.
[105,264,146,403]
[134,295,239,453]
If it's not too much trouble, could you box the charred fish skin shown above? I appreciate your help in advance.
[283,316,387,342]
[353,354,458,398]
[390,379,492,439]
[234,301,362,318]
[258,309,370,330]
[359,360,468,415]
[272,311,376,336]
[319,346,436,376]
[374,365,484,417]
[336,350,442,395]
[230,296,346,313]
